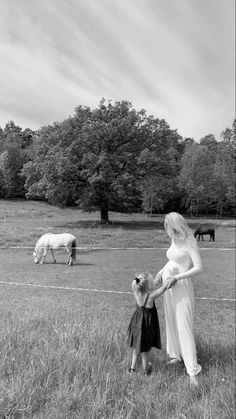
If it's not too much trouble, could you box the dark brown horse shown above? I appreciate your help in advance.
[194,227,215,241]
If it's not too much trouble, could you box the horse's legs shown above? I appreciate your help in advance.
[65,247,73,266]
[40,248,48,263]
[50,249,56,263]
[201,235,204,241]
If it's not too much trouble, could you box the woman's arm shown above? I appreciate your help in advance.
[175,241,202,281]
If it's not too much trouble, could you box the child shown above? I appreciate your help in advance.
[127,270,177,375]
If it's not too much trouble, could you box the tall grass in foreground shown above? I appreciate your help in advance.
[0,310,235,419]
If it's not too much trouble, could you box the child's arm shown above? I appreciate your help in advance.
[165,267,180,289]
[149,280,170,300]
[131,280,140,304]
[150,271,178,299]
[154,262,169,285]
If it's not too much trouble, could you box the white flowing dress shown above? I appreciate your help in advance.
[162,240,202,376]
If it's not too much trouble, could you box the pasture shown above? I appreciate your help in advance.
[0,200,235,418]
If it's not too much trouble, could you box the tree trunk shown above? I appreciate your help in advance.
[196,200,199,216]
[220,203,223,217]
[189,200,193,218]
[101,207,109,224]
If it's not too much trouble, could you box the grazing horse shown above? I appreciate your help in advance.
[194,227,215,242]
[33,233,76,265]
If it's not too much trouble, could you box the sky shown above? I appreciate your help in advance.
[0,0,235,141]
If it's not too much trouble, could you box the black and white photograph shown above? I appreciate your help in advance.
[0,0,235,418]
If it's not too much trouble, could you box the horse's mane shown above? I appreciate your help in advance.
[35,232,53,250]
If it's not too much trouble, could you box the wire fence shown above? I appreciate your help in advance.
[0,246,234,302]
[0,246,235,251]
[0,280,235,302]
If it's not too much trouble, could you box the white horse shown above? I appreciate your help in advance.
[33,233,76,265]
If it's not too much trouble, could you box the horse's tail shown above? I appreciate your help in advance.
[71,238,76,260]
[212,229,215,241]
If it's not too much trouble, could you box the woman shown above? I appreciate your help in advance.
[155,212,202,387]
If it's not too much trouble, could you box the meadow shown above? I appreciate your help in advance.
[0,200,235,419]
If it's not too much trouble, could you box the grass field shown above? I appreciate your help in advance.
[0,199,235,249]
[0,200,235,418]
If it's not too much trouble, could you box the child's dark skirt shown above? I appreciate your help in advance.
[127,303,161,353]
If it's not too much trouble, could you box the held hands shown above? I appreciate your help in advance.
[166,267,180,289]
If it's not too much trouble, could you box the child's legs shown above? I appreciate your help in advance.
[131,348,140,369]
[140,351,149,371]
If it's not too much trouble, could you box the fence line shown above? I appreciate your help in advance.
[0,246,235,251]
[0,280,235,302]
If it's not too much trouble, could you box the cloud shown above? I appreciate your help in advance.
[0,0,234,139]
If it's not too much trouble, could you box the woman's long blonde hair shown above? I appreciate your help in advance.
[164,212,195,241]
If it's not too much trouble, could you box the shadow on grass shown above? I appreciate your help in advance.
[196,337,235,371]
[151,336,235,379]
[54,219,165,230]
[38,262,95,266]
[53,219,222,231]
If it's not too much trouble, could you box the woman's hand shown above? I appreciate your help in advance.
[166,276,178,289]
[166,267,179,289]
[169,267,179,276]
[154,271,162,285]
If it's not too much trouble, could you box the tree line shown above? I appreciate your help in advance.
[0,99,235,222]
